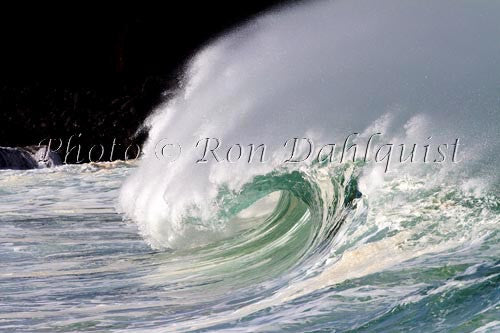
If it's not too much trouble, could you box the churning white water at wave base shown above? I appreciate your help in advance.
[2,0,499,332]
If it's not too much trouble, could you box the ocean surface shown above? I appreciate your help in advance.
[0,160,498,332]
[2,0,500,331]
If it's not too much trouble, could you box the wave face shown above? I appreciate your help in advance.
[116,0,500,331]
